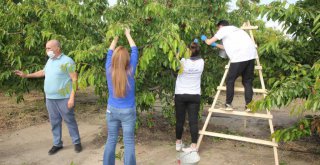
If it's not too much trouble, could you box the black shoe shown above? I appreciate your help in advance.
[48,146,63,155]
[74,143,82,153]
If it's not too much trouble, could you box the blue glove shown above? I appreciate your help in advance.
[211,42,217,47]
[200,35,207,41]
[193,38,199,43]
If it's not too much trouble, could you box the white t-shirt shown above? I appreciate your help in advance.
[214,26,257,63]
[175,58,204,95]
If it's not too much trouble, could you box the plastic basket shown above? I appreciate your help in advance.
[177,151,200,165]
[218,49,228,59]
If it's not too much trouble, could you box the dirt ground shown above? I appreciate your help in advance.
[0,90,320,165]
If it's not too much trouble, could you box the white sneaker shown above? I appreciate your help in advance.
[224,104,233,111]
[182,146,197,152]
[176,141,184,151]
[245,105,252,112]
[245,108,252,112]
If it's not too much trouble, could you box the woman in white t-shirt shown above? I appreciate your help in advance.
[175,41,204,152]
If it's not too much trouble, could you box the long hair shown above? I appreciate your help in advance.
[111,46,131,98]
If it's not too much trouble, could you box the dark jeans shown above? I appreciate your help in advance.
[175,94,200,143]
[226,59,255,105]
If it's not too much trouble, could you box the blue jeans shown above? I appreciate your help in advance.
[103,105,136,165]
[46,99,81,147]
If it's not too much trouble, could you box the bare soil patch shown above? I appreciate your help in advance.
[0,91,320,165]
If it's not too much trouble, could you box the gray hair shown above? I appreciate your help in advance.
[48,39,61,49]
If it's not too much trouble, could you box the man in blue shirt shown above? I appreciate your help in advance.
[15,40,82,155]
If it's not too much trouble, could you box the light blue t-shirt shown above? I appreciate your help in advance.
[44,54,75,99]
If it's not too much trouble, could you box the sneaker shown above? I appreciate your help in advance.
[245,106,252,112]
[48,146,63,155]
[176,141,184,151]
[224,104,233,111]
[74,143,82,153]
[182,146,198,152]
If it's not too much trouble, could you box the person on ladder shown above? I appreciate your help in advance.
[201,20,257,112]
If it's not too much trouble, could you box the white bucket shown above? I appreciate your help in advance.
[218,49,228,59]
[177,151,200,165]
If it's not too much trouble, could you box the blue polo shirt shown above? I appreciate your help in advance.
[106,46,138,108]
[44,54,75,99]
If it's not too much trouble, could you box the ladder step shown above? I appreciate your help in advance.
[241,26,259,30]
[199,131,278,147]
[209,108,273,119]
[217,86,267,94]
[225,65,262,70]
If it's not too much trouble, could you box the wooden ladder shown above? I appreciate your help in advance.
[197,21,279,165]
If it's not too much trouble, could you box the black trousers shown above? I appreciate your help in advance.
[226,59,255,105]
[174,94,200,143]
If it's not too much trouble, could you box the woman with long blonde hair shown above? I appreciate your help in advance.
[103,28,138,165]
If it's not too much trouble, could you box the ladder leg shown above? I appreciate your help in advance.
[197,89,222,149]
[253,30,279,164]
[197,111,213,149]
[197,62,229,149]
[267,109,279,165]
[273,146,279,165]
[243,117,247,128]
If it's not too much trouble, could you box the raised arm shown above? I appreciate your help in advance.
[125,28,138,74]
[125,28,136,47]
[106,37,119,69]
[201,35,219,45]
[205,36,219,45]
[109,36,119,51]
[201,35,224,50]
[14,70,45,78]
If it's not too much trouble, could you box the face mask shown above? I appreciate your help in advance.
[47,51,55,59]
